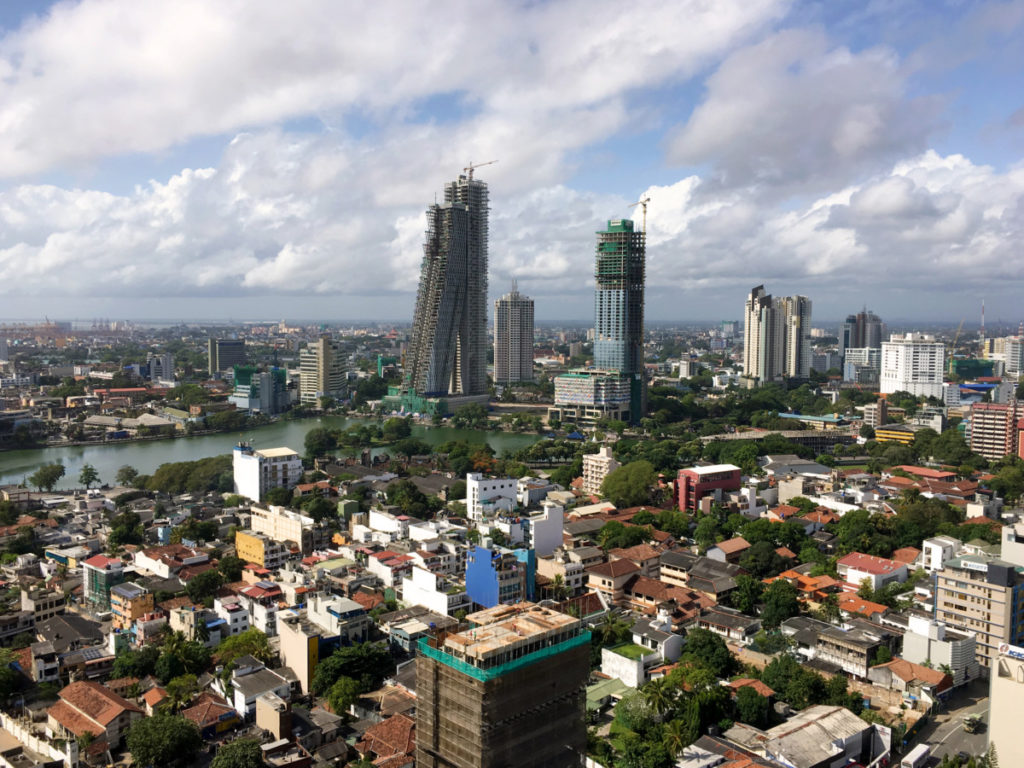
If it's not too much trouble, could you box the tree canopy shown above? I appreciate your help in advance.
[600,460,656,508]
[125,713,202,767]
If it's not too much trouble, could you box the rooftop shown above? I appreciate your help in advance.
[683,464,741,476]
[444,602,581,663]
[837,552,905,576]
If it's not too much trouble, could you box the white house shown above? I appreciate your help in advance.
[465,473,518,520]
[526,501,563,557]
[401,566,471,617]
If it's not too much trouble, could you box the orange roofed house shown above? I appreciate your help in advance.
[47,681,144,749]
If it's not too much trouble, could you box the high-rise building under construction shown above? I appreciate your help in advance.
[416,602,590,768]
[406,174,490,398]
[593,219,646,423]
[493,282,534,385]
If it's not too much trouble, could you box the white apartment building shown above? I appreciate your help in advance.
[233,444,302,503]
[921,536,961,573]
[249,504,317,552]
[901,615,979,687]
[465,473,518,520]
[299,335,347,404]
[401,566,471,616]
[526,501,564,558]
[368,508,411,540]
[214,596,251,637]
[880,333,945,399]
[582,446,619,497]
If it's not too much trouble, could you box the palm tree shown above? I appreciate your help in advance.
[551,574,569,601]
[641,677,675,719]
[661,719,688,758]
[195,619,210,644]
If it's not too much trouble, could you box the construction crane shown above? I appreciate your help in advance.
[463,160,497,180]
[949,318,965,376]
[629,196,651,233]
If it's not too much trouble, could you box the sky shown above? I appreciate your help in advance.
[0,0,1022,326]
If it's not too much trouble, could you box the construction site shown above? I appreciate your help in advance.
[415,602,591,768]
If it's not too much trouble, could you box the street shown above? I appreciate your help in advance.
[910,677,989,763]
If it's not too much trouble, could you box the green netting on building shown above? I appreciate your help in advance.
[417,630,591,683]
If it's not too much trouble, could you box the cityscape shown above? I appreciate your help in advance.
[1,3,1023,768]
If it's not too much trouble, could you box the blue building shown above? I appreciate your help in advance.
[464,545,536,608]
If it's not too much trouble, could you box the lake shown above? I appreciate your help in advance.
[0,416,543,489]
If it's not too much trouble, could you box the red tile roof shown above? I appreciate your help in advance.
[356,713,415,759]
[838,552,905,576]
[891,547,921,564]
[728,678,775,698]
[609,543,661,562]
[50,681,142,738]
[587,559,640,578]
[713,537,750,555]
[875,658,952,692]
[838,593,888,618]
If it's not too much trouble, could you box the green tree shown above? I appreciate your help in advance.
[730,574,765,615]
[164,674,198,712]
[304,427,337,458]
[211,739,264,768]
[79,463,100,489]
[125,713,201,767]
[599,461,656,508]
[185,569,224,604]
[108,512,144,547]
[735,686,770,727]
[872,646,893,666]
[216,628,272,668]
[115,464,140,487]
[694,516,720,551]
[381,416,413,441]
[218,555,244,582]
[679,629,737,678]
[112,644,160,679]
[29,462,65,492]
[739,540,787,579]
[264,486,294,507]
[760,579,801,629]
[311,642,393,696]
[327,675,361,719]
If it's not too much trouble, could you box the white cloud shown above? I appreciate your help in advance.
[667,28,944,194]
[0,0,786,179]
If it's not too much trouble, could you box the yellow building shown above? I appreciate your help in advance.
[874,425,916,445]
[235,530,287,570]
[109,582,154,631]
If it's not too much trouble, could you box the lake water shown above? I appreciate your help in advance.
[0,416,542,489]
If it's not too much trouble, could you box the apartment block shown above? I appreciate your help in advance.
[969,402,1023,460]
[582,445,619,497]
[109,582,154,631]
[880,332,945,399]
[935,554,1024,670]
[676,464,743,513]
[416,603,590,768]
[249,503,323,554]
[232,444,302,503]
[235,530,289,570]
[901,615,979,687]
[493,283,534,384]
[548,369,631,426]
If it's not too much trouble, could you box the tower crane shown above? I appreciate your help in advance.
[949,318,964,376]
[629,196,651,233]
[463,160,497,180]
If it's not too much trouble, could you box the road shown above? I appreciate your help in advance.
[911,677,989,763]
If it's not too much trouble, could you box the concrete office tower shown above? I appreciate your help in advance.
[406,174,489,397]
[880,333,945,399]
[299,335,347,404]
[147,352,174,382]
[839,309,885,357]
[208,338,247,375]
[743,286,812,383]
[594,219,646,423]
[416,602,590,768]
[493,282,534,384]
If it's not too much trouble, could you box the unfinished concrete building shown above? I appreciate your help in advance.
[416,602,590,768]
[406,173,490,398]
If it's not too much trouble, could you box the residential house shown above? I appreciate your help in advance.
[698,605,761,644]
[836,552,908,592]
[707,537,751,564]
[868,658,953,708]
[47,681,144,749]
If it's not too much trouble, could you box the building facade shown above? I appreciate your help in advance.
[676,464,743,513]
[582,445,619,497]
[465,546,535,608]
[935,553,1024,671]
[208,338,247,375]
[299,335,347,405]
[82,554,124,612]
[548,369,631,426]
[405,174,489,398]
[989,643,1024,766]
[593,219,646,423]
[416,603,590,768]
[232,444,302,503]
[493,283,534,384]
[968,402,1023,461]
[839,310,885,356]
[743,285,812,383]
[880,333,945,399]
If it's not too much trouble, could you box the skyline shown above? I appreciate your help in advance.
[0,1,1022,322]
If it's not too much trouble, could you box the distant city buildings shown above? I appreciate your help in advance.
[208,338,247,375]
[879,332,945,399]
[229,365,289,414]
[298,334,347,405]
[594,219,646,423]
[405,173,489,402]
[742,285,812,383]
[146,352,174,383]
[493,282,534,385]
[839,309,885,357]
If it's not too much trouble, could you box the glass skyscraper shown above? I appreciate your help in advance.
[593,219,646,423]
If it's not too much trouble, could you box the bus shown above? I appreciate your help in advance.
[900,743,931,768]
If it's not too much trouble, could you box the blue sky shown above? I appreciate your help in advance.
[0,0,1022,326]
